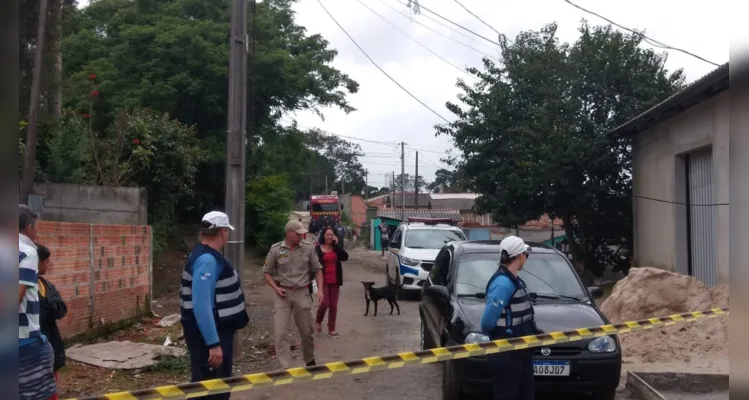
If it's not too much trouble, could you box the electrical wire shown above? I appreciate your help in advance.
[452,0,500,35]
[316,0,452,123]
[634,195,728,207]
[562,0,721,67]
[356,0,476,79]
[395,0,500,47]
[376,0,499,61]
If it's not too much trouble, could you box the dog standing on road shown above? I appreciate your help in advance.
[362,281,401,317]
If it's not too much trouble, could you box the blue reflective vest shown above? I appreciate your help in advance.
[485,265,536,339]
[179,243,249,331]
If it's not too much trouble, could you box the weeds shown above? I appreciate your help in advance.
[147,353,190,374]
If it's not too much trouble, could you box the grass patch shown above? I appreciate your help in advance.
[146,353,190,374]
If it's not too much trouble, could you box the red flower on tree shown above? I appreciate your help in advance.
[82,113,90,119]
[88,74,97,81]
[90,90,100,97]
[132,139,141,145]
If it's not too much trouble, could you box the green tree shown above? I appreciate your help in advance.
[245,174,295,252]
[62,0,359,210]
[437,23,684,276]
[305,129,366,195]
[389,173,429,192]
[427,167,467,193]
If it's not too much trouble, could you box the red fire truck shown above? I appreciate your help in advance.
[309,194,341,224]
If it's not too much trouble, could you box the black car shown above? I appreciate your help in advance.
[419,240,621,400]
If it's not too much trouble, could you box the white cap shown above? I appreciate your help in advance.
[202,211,235,230]
[499,235,530,258]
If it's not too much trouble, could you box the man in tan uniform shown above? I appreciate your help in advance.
[263,220,324,368]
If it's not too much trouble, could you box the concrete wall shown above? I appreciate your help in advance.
[32,183,148,225]
[632,91,730,284]
[36,221,152,338]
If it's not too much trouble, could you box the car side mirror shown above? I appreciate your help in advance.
[588,286,604,299]
[390,242,401,249]
[426,285,449,301]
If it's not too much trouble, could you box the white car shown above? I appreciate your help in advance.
[385,219,467,293]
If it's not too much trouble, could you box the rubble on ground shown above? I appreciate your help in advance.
[600,267,728,365]
[66,341,185,369]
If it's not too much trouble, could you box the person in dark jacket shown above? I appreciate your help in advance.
[36,243,67,400]
[313,227,349,336]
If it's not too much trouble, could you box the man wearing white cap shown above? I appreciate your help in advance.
[180,211,249,400]
[480,235,540,400]
[263,220,323,368]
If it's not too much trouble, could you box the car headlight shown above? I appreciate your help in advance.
[588,335,617,353]
[465,333,491,344]
[400,256,420,266]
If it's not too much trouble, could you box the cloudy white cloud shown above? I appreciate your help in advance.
[288,0,728,188]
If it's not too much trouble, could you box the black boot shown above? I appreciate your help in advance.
[306,359,316,367]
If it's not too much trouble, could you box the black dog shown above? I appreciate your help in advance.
[362,281,401,316]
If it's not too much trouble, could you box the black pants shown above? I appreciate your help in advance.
[184,325,235,400]
[486,348,534,400]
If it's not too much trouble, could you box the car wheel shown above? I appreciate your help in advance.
[420,318,431,350]
[442,360,464,400]
[592,390,616,400]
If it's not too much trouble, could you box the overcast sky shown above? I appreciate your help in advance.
[77,0,729,190]
[286,0,728,189]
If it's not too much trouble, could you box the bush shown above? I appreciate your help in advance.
[246,174,295,253]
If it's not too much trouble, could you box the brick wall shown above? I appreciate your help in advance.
[36,221,152,338]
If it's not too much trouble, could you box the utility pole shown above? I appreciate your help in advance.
[365,169,368,198]
[400,142,405,222]
[224,0,248,356]
[414,151,419,209]
[342,179,345,195]
[325,174,328,194]
[391,171,395,209]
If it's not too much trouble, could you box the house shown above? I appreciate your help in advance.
[339,194,368,226]
[365,194,389,210]
[388,191,431,209]
[427,192,566,244]
[612,63,729,287]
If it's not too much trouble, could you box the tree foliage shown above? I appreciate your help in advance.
[245,174,295,252]
[437,23,685,275]
[389,173,430,192]
[19,0,365,253]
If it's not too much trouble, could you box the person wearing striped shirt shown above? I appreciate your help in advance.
[18,205,56,400]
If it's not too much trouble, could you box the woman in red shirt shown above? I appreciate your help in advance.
[314,227,349,336]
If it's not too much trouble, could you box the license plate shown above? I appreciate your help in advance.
[533,360,570,376]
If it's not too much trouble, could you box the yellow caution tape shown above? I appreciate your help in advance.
[67,307,729,400]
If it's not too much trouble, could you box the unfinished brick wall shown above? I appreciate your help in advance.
[36,221,152,338]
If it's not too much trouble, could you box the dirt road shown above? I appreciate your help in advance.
[235,246,441,399]
[233,246,633,400]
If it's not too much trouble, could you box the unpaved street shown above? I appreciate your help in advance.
[233,246,632,400]
[236,246,441,399]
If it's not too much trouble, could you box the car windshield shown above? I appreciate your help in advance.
[404,229,466,249]
[312,203,338,212]
[454,252,587,300]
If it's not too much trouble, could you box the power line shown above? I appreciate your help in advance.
[452,0,500,35]
[356,0,476,79]
[634,195,728,207]
[317,0,451,123]
[377,0,498,61]
[396,0,500,47]
[562,0,721,67]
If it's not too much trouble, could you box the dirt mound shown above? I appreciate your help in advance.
[600,267,729,364]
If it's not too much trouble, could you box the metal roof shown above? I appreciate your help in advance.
[377,208,462,222]
[612,63,729,135]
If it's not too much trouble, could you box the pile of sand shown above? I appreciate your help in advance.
[600,267,729,364]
